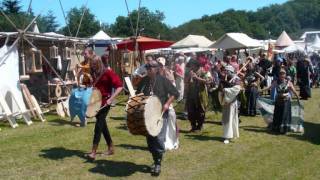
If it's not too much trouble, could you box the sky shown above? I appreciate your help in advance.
[20,0,288,28]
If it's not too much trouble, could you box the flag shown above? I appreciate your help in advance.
[256,97,304,133]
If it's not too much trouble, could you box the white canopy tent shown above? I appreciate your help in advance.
[283,44,304,53]
[171,35,213,49]
[311,35,320,50]
[89,30,111,42]
[210,33,262,49]
[275,31,294,47]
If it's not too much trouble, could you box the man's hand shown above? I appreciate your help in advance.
[162,103,170,113]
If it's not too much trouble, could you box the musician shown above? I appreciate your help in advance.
[185,59,210,132]
[261,69,299,134]
[77,47,95,86]
[87,56,123,160]
[244,57,264,116]
[157,57,179,150]
[219,65,241,144]
[136,60,179,176]
[132,55,153,86]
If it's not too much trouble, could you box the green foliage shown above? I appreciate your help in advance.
[110,7,171,39]
[1,0,21,14]
[0,1,59,32]
[59,6,100,37]
[171,0,320,40]
[37,11,59,33]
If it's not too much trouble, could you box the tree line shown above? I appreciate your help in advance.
[1,0,319,40]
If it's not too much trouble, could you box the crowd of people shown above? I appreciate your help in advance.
[76,47,317,176]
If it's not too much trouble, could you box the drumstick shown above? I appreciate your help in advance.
[157,111,165,125]
[237,59,251,75]
[228,59,251,83]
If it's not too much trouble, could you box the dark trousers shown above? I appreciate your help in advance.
[146,112,168,165]
[93,106,112,147]
[187,100,205,130]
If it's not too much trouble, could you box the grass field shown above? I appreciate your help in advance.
[1,89,320,180]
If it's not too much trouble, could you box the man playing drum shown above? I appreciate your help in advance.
[86,56,123,160]
[136,60,179,176]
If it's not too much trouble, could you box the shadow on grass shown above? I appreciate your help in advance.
[49,119,96,127]
[288,121,320,145]
[114,103,126,107]
[49,119,74,126]
[110,116,126,121]
[39,147,149,177]
[89,160,149,177]
[185,134,224,142]
[40,147,83,160]
[241,126,269,133]
[116,123,128,131]
[204,120,222,126]
[116,144,148,151]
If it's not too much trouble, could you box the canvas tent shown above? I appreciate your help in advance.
[89,30,111,42]
[283,44,304,53]
[89,30,116,55]
[311,35,320,50]
[275,31,294,47]
[210,33,262,49]
[171,35,213,49]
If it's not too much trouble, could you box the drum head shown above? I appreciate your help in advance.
[86,88,102,118]
[144,96,163,137]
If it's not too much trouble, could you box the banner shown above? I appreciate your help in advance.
[257,97,304,133]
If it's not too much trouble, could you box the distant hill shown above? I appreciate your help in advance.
[169,0,320,41]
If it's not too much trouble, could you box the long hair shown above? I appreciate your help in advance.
[90,56,106,80]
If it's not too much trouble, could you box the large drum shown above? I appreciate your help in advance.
[126,94,163,137]
[86,88,102,118]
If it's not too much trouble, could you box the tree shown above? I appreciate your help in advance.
[110,7,171,39]
[2,0,21,14]
[37,11,59,32]
[60,6,100,37]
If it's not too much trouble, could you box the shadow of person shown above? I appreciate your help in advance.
[288,121,320,145]
[39,147,149,177]
[185,134,224,142]
[39,147,84,160]
[49,119,74,126]
[241,125,269,134]
[204,120,222,125]
[89,160,149,177]
[116,144,148,151]
[115,123,128,131]
[109,116,126,121]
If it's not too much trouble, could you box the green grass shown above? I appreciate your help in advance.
[1,90,320,180]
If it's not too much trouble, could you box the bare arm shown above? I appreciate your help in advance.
[162,95,175,113]
[106,87,123,105]
[288,81,299,100]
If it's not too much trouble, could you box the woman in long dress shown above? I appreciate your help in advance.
[268,70,299,134]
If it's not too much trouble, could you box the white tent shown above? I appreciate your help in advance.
[171,35,213,49]
[90,30,111,41]
[210,33,262,49]
[311,35,320,50]
[283,44,304,53]
[275,31,294,47]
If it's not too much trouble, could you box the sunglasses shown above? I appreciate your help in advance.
[145,64,159,70]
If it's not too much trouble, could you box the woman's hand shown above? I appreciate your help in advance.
[106,98,113,106]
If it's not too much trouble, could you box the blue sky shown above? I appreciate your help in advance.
[21,0,288,28]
